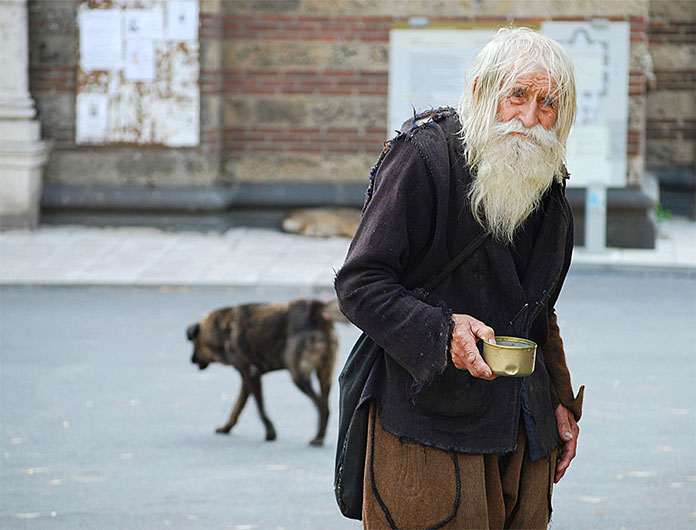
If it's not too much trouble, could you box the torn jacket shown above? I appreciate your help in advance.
[334,108,583,461]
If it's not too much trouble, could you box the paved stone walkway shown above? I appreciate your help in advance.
[0,218,694,287]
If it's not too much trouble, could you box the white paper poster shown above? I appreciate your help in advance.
[125,8,164,40]
[166,0,199,41]
[164,99,199,146]
[76,0,200,146]
[79,10,122,71]
[565,125,612,183]
[76,93,109,142]
[125,39,155,82]
[388,29,498,134]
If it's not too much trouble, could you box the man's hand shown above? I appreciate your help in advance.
[450,314,498,380]
[554,403,579,483]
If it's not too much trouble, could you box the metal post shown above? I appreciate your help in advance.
[585,184,607,252]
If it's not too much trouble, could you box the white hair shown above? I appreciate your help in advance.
[456,26,577,172]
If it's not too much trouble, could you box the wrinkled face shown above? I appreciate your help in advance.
[468,70,565,244]
[186,320,226,370]
[496,72,559,131]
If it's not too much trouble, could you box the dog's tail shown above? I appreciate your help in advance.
[321,299,350,325]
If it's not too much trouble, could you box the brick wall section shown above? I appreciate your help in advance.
[29,67,75,94]
[224,126,386,154]
[27,1,76,154]
[199,11,224,159]
[648,19,696,43]
[221,12,651,179]
[223,14,392,42]
[26,0,673,187]
[647,119,696,139]
[645,2,695,169]
[217,12,394,176]
[653,69,695,90]
[627,16,649,160]
[224,69,388,97]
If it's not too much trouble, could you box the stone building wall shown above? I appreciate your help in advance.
[219,0,652,187]
[27,0,657,189]
[25,0,690,242]
[645,0,695,172]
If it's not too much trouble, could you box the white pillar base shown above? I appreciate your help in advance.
[0,0,50,230]
[0,136,50,229]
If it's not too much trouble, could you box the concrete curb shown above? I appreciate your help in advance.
[2,262,694,289]
[569,262,696,277]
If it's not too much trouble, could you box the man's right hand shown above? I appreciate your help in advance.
[450,314,498,380]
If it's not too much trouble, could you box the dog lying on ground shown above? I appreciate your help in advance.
[187,298,341,446]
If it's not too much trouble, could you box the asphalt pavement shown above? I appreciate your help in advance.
[1,277,694,530]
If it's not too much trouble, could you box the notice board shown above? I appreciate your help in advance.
[387,28,498,135]
[388,22,630,187]
[76,0,200,147]
[542,21,630,187]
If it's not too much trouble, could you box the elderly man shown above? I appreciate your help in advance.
[335,27,584,529]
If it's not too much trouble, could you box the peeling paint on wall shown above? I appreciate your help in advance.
[76,0,199,147]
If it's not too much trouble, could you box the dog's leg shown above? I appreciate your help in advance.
[315,363,333,446]
[291,373,327,447]
[245,371,277,441]
[216,382,249,434]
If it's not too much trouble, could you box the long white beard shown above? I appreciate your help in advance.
[468,120,564,244]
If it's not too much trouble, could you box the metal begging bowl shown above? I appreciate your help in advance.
[482,337,537,377]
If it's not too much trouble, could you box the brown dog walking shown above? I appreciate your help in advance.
[187,299,338,446]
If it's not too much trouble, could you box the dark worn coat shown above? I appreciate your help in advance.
[335,108,582,461]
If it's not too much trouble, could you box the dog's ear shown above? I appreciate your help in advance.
[186,323,200,341]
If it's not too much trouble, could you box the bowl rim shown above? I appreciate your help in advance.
[485,336,537,350]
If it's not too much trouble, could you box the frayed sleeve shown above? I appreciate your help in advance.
[545,312,584,421]
[544,189,583,421]
[335,137,450,386]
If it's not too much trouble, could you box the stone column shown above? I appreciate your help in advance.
[0,0,50,229]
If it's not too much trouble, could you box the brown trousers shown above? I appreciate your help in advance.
[363,404,556,530]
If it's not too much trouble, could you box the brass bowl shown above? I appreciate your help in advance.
[482,336,537,377]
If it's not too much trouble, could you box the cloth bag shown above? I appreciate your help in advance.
[334,232,489,520]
